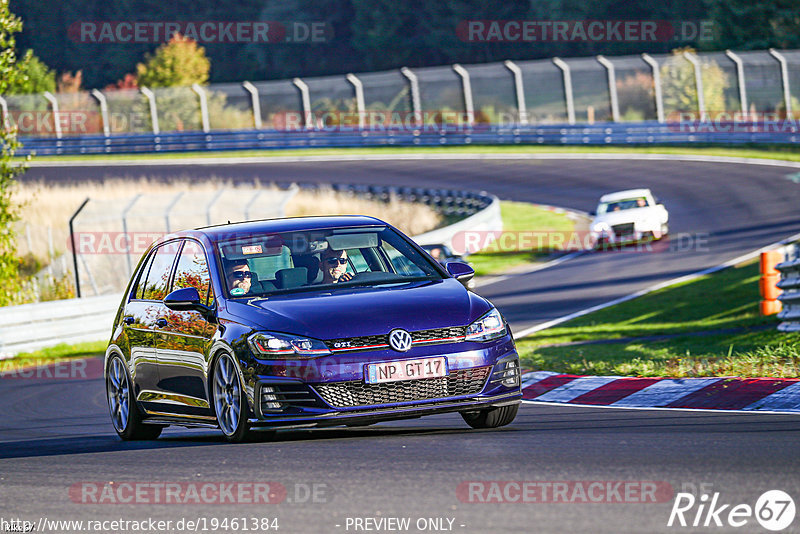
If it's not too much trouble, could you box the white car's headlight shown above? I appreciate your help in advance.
[591,222,610,233]
[465,308,507,342]
[248,332,331,358]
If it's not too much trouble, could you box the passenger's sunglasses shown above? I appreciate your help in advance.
[325,258,348,265]
[229,271,253,280]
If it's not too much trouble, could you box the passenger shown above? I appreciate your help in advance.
[636,198,647,207]
[320,249,353,284]
[225,259,253,295]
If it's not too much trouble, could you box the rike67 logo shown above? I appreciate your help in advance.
[668,490,795,531]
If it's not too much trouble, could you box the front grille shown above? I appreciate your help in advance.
[611,223,635,236]
[312,366,491,408]
[328,326,466,352]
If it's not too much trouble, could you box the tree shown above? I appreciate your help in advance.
[4,49,56,94]
[136,33,210,88]
[706,0,800,50]
[0,0,32,305]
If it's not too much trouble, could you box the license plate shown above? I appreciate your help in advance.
[365,357,448,384]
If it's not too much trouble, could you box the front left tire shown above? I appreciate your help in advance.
[106,355,163,440]
[460,404,519,429]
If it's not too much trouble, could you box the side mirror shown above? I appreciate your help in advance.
[446,261,474,287]
[589,211,596,216]
[164,287,211,313]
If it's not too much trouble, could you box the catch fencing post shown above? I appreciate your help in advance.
[769,49,793,117]
[552,58,575,124]
[346,73,366,129]
[683,52,706,119]
[641,54,665,123]
[597,55,620,122]
[69,198,90,298]
[401,67,421,127]
[452,64,475,125]
[242,81,262,129]
[192,84,211,133]
[504,60,528,124]
[725,50,748,116]
[292,78,312,129]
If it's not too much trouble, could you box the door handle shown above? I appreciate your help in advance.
[123,316,134,325]
[156,318,168,328]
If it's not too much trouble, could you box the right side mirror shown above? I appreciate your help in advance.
[445,261,475,287]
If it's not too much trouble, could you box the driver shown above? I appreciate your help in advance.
[320,249,353,284]
[225,259,253,295]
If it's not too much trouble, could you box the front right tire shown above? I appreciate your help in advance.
[460,404,519,429]
[212,353,253,443]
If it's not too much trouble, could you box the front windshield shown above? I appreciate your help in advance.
[216,226,445,297]
[597,197,649,214]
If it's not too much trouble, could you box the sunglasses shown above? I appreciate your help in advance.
[325,258,348,265]
[229,271,253,280]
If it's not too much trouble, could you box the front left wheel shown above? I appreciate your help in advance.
[212,353,253,443]
[106,355,163,440]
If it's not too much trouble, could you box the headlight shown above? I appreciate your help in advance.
[591,222,610,233]
[465,308,507,342]
[248,332,331,359]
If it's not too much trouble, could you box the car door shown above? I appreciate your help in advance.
[154,239,218,419]
[125,240,181,414]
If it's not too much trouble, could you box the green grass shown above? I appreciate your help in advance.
[468,201,576,276]
[17,144,800,163]
[1,340,106,371]
[516,261,800,378]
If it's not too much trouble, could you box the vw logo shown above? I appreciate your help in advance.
[388,329,413,352]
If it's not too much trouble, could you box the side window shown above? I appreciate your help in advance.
[134,251,157,300]
[173,240,211,304]
[141,242,179,301]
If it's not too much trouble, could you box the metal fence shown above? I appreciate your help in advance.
[2,49,799,144]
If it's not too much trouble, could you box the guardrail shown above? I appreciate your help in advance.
[0,185,498,356]
[777,243,800,332]
[0,295,120,356]
[17,121,800,157]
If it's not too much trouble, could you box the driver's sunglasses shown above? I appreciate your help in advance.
[325,258,348,265]
[229,271,253,280]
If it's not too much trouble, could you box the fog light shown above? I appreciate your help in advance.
[260,386,283,411]
[501,359,520,387]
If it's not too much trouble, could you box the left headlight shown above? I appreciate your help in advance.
[248,332,331,359]
[465,308,507,342]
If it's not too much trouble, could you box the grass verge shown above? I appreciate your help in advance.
[18,144,800,164]
[1,340,107,371]
[468,201,577,276]
[515,260,799,378]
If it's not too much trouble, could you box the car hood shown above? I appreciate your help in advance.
[223,278,492,340]
[592,207,658,227]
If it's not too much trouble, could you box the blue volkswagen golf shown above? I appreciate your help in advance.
[105,216,522,442]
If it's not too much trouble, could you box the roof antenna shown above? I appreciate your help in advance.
[227,220,231,224]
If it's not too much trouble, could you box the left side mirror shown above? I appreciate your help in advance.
[445,261,474,286]
[164,287,210,313]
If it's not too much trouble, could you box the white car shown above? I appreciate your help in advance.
[589,189,669,248]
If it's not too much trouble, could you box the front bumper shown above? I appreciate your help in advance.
[243,340,522,428]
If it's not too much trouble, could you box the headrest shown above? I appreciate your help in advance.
[275,267,308,289]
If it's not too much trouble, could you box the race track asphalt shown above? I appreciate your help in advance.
[3,156,800,533]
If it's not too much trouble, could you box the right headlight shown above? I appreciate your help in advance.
[591,221,610,233]
[465,308,507,342]
[248,332,331,359]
